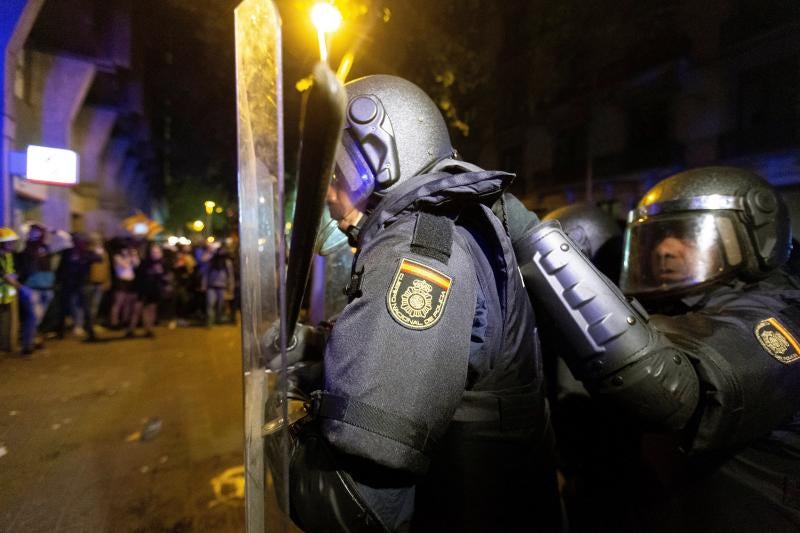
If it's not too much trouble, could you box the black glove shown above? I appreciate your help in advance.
[264,321,331,372]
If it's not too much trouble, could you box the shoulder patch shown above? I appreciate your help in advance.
[754,317,800,364]
[386,258,452,330]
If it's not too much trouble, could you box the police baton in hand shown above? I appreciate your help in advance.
[284,63,346,342]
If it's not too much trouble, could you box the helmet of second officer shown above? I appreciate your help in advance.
[543,203,623,282]
[620,166,792,299]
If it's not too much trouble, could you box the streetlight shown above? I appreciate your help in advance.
[191,220,205,232]
[204,200,216,238]
[310,2,342,64]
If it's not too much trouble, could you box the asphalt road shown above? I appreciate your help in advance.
[0,324,248,532]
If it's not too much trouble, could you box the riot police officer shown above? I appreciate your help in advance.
[516,166,800,531]
[285,75,559,532]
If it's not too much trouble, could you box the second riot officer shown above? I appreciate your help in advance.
[516,166,800,531]
[286,75,560,532]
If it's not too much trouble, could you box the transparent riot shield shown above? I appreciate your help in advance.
[235,1,289,531]
[309,245,354,324]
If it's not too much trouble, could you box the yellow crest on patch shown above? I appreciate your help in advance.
[754,317,800,364]
[387,258,452,330]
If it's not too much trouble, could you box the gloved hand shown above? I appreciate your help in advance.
[264,321,330,371]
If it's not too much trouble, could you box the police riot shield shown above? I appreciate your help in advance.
[234,1,288,531]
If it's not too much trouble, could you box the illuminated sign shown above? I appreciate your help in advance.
[26,145,79,186]
[132,223,149,235]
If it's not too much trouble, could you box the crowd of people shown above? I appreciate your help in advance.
[0,225,238,356]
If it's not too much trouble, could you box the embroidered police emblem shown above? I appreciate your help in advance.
[387,258,452,330]
[754,317,800,364]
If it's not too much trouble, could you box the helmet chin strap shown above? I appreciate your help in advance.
[341,212,365,248]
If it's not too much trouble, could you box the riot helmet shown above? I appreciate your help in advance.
[543,203,623,281]
[332,75,455,210]
[620,166,792,299]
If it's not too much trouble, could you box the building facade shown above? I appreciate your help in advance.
[1,0,155,236]
[466,0,800,232]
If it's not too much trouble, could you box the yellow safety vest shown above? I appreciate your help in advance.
[0,253,17,304]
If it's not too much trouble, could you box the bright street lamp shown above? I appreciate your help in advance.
[310,2,342,63]
[191,220,205,232]
[204,200,216,215]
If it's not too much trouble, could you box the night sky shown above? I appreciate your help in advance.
[139,0,800,227]
[140,0,507,227]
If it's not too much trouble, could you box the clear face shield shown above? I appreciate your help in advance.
[315,132,375,255]
[620,211,746,297]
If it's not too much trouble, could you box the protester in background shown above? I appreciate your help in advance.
[0,228,25,354]
[15,223,55,351]
[110,239,139,329]
[127,242,165,338]
[172,244,195,326]
[193,243,213,323]
[86,233,111,331]
[159,244,178,329]
[55,233,100,341]
[202,247,234,326]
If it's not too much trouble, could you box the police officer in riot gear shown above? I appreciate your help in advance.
[516,166,800,531]
[285,75,559,532]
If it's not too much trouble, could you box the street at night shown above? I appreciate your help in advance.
[0,325,245,532]
[3,0,800,531]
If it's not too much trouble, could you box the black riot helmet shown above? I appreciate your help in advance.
[332,75,456,209]
[620,166,792,299]
[543,203,624,282]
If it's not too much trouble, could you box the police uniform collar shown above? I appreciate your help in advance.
[358,167,514,246]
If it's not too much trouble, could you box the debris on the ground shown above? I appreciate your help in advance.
[208,465,245,508]
[140,465,150,474]
[51,423,61,430]
[63,417,72,425]
[125,431,141,442]
[159,455,169,464]
[140,417,162,441]
[9,410,18,416]
[0,445,7,458]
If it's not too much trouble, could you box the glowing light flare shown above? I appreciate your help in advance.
[191,220,205,232]
[310,2,342,63]
[336,51,354,82]
[207,236,216,243]
[204,200,216,215]
[311,2,342,33]
[215,206,223,214]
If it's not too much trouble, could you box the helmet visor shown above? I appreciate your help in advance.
[331,131,375,209]
[620,212,744,296]
[314,134,374,255]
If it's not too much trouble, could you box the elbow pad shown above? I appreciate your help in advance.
[516,221,699,430]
